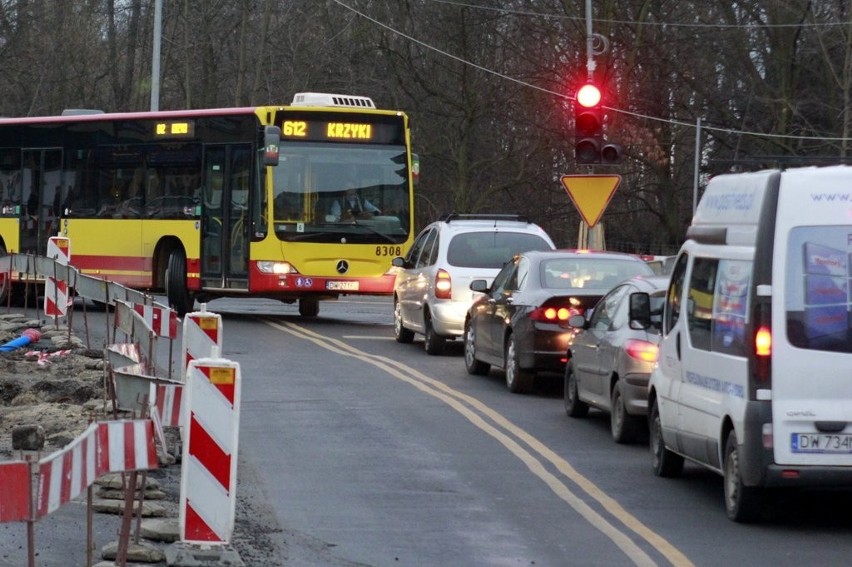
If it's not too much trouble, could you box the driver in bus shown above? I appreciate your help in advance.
[328,184,380,221]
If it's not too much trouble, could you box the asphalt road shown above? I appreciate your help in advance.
[4,295,852,566]
[211,296,852,567]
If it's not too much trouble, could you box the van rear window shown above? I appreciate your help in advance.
[785,226,852,353]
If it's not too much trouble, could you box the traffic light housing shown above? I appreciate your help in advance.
[573,83,624,165]
[574,84,603,165]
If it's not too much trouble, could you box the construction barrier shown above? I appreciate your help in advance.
[43,236,71,318]
[180,357,241,544]
[36,419,158,518]
[0,462,31,522]
[151,382,185,428]
[181,307,223,381]
[134,302,179,340]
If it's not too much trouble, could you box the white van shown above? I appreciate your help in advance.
[647,165,852,522]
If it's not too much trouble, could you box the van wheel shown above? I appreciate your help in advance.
[299,298,319,317]
[463,321,490,375]
[650,398,683,477]
[563,363,588,417]
[611,382,640,444]
[724,430,762,522]
[394,299,414,343]
[166,248,194,316]
[423,313,446,355]
[505,334,533,393]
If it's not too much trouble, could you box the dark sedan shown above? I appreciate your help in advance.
[463,250,655,393]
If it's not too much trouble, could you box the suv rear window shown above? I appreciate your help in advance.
[446,231,552,269]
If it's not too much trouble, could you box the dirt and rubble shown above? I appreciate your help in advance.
[0,314,102,458]
[0,311,294,566]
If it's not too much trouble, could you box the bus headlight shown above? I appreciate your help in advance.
[257,261,296,275]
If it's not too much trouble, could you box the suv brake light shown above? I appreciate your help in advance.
[435,269,452,299]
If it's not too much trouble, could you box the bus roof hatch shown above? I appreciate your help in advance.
[290,92,375,109]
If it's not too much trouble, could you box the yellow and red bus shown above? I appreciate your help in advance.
[0,93,416,315]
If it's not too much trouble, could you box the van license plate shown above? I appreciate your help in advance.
[326,281,359,291]
[791,433,852,453]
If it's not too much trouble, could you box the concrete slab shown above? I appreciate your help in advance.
[165,542,245,566]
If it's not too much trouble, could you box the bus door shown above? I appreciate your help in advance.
[21,149,62,255]
[200,144,252,290]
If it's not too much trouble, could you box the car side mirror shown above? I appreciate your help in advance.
[629,292,652,329]
[392,256,407,269]
[567,314,586,329]
[470,279,489,293]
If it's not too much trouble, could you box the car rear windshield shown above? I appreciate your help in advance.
[541,258,654,290]
[447,231,552,269]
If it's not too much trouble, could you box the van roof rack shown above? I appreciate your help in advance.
[440,213,530,223]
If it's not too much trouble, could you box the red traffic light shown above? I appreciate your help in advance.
[576,84,601,108]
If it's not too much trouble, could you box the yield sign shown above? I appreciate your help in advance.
[560,174,621,228]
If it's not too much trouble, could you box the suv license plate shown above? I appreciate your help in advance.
[791,433,852,453]
[327,281,359,291]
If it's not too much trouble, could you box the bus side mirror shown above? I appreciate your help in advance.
[263,126,281,166]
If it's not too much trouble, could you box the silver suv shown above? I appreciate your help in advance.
[392,214,555,354]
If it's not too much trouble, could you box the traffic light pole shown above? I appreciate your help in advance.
[585,0,595,79]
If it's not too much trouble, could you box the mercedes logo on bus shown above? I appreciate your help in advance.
[336,260,349,274]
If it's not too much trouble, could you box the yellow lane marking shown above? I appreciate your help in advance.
[263,318,694,567]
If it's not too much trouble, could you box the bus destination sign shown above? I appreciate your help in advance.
[282,120,373,141]
[155,120,195,138]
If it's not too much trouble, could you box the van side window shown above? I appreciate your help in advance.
[687,258,717,351]
[712,259,751,356]
[663,254,688,335]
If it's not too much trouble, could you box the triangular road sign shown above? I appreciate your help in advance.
[560,174,621,227]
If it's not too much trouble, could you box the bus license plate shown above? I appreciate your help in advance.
[791,433,852,453]
[326,281,359,291]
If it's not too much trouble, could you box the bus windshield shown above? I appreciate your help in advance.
[271,143,410,244]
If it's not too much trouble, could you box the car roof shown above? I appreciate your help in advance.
[520,249,650,262]
[429,213,544,232]
[621,274,670,291]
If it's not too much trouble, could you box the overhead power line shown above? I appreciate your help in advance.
[426,0,852,29]
[331,0,852,142]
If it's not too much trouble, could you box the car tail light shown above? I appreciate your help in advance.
[624,339,659,363]
[435,269,452,299]
[530,301,576,324]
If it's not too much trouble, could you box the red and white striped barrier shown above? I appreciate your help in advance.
[44,236,71,317]
[0,462,32,522]
[150,382,184,428]
[35,419,157,518]
[180,358,241,544]
[181,307,223,381]
[134,303,178,339]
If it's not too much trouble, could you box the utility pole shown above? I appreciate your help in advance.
[150,0,163,111]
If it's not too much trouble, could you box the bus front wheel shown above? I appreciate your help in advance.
[299,298,319,317]
[166,248,194,316]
